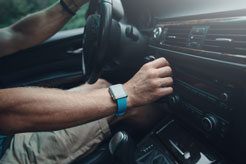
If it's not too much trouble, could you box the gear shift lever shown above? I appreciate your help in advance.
[109,131,136,164]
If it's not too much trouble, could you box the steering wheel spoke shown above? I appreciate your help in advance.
[83,0,113,84]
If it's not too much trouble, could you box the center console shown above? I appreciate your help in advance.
[134,118,226,164]
[137,15,246,163]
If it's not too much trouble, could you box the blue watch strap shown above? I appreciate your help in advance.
[115,97,127,116]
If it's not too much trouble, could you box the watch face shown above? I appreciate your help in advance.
[109,84,128,100]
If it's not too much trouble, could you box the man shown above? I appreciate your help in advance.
[0,0,173,163]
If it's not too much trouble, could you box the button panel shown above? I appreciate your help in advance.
[171,79,231,139]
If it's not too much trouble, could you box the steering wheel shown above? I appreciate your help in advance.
[82,0,113,84]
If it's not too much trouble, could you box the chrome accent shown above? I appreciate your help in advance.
[202,115,217,132]
[184,152,191,160]
[215,38,233,42]
[168,35,177,39]
[169,139,185,156]
[66,48,83,55]
[153,27,162,39]
[109,132,124,155]
[169,139,191,160]
[197,152,216,164]
[221,92,229,102]
[81,52,86,77]
[156,120,175,135]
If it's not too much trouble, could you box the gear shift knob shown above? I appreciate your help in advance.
[109,131,126,155]
[109,131,136,164]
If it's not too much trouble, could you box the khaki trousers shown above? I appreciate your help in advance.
[0,118,111,164]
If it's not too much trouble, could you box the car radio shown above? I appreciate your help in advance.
[168,69,234,140]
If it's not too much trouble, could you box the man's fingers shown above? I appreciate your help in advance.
[149,57,169,68]
[150,77,173,89]
[157,66,172,77]
[153,77,173,88]
[158,87,174,97]
[159,77,173,87]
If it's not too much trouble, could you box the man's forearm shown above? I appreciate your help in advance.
[0,58,174,135]
[0,0,88,57]
[0,87,116,134]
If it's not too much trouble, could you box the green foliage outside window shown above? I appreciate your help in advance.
[0,0,88,30]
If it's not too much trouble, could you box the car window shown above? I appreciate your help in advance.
[0,0,89,31]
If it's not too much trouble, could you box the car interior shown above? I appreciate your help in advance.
[0,0,246,163]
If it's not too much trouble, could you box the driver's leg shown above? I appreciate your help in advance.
[0,118,111,164]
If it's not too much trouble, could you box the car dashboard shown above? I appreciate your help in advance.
[121,0,246,163]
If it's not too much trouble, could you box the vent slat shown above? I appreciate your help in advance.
[165,40,187,46]
[207,34,246,37]
[205,39,246,46]
[166,37,188,41]
[166,33,189,37]
[208,28,246,35]
[206,34,246,42]
[205,39,246,43]
[163,26,191,47]
[168,30,191,33]
[203,24,246,55]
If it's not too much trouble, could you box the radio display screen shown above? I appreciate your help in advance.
[174,72,221,98]
[173,71,231,118]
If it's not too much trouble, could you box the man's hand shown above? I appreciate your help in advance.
[124,58,173,108]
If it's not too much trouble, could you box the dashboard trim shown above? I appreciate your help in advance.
[149,45,246,68]
[156,16,246,27]
[158,44,246,64]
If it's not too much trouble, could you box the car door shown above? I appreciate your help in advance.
[0,28,85,89]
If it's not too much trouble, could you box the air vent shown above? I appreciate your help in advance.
[163,26,192,47]
[204,23,246,55]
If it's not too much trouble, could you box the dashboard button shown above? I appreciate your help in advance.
[144,56,156,62]
[168,95,180,106]
[202,115,218,132]
[220,93,229,102]
[193,28,206,35]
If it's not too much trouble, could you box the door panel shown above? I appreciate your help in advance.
[0,28,85,89]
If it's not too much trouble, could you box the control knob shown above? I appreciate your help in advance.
[220,92,229,102]
[202,115,218,132]
[168,95,180,106]
[153,27,162,40]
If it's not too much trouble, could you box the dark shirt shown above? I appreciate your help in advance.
[0,136,7,158]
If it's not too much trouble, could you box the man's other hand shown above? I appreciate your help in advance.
[68,79,111,92]
[124,58,173,108]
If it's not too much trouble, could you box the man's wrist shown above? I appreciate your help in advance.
[123,83,134,109]
[63,0,86,12]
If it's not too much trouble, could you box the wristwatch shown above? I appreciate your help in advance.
[60,0,76,15]
[108,84,128,116]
